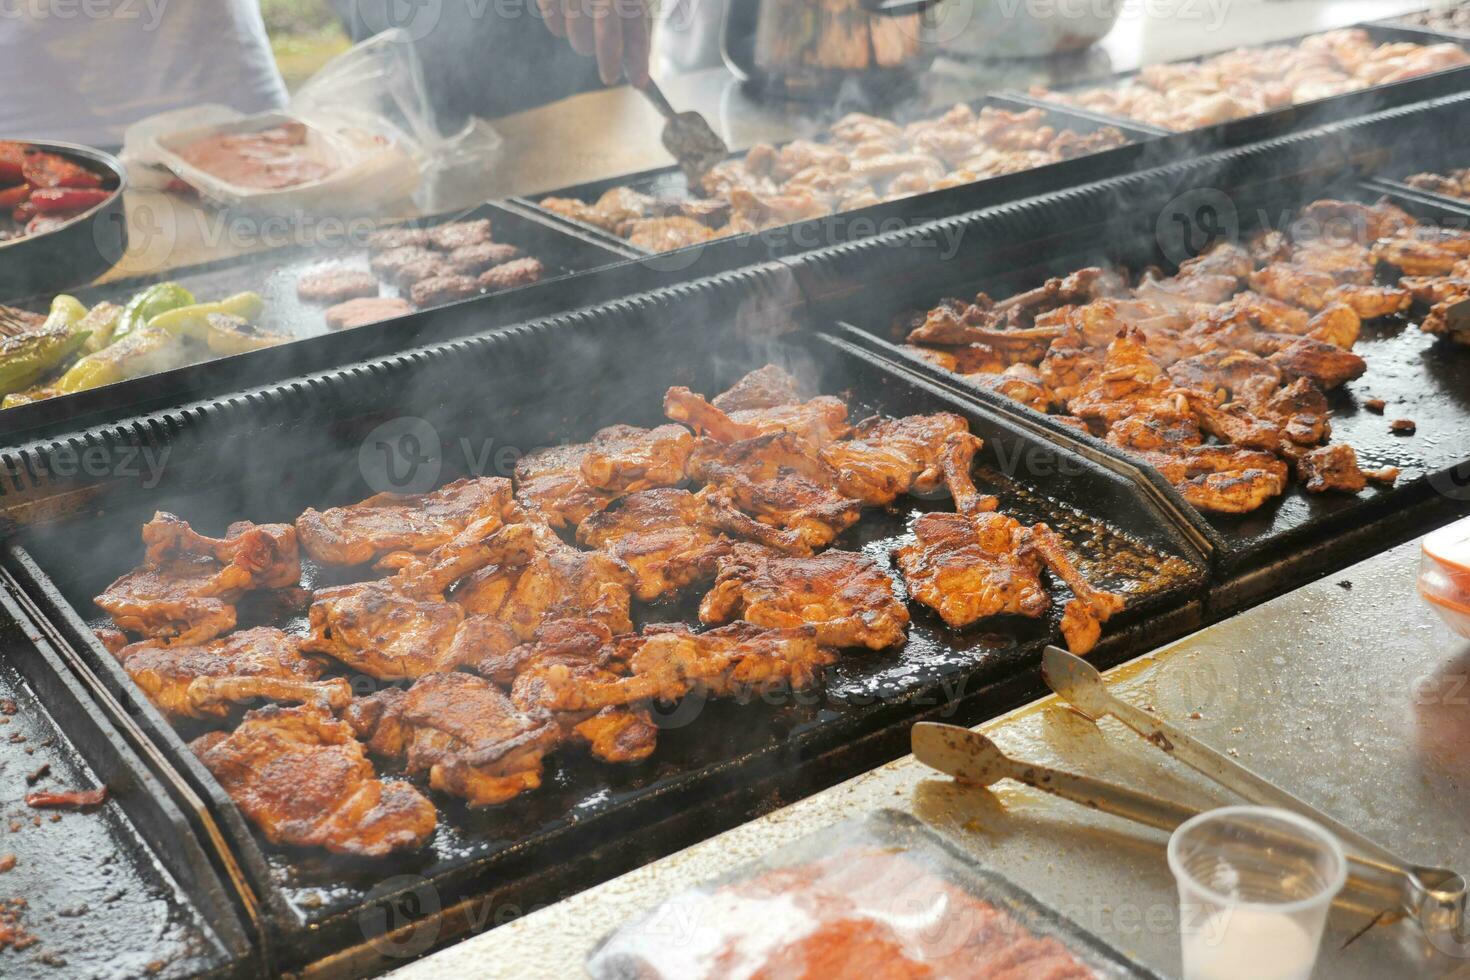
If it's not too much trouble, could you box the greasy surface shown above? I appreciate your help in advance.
[393,533,1470,979]
[0,658,226,979]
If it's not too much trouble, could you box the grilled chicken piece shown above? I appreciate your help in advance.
[1420,298,1470,344]
[112,627,350,721]
[664,386,850,447]
[303,518,532,679]
[296,477,515,566]
[1120,442,1289,514]
[525,622,837,709]
[688,433,863,551]
[1167,349,1282,399]
[1135,273,1239,307]
[454,522,635,639]
[1267,337,1367,389]
[895,511,1050,626]
[344,673,563,807]
[993,267,1111,324]
[1225,291,1312,334]
[817,413,972,506]
[1184,394,1281,452]
[1026,524,1125,655]
[1178,241,1253,280]
[1296,443,1399,493]
[1065,328,1193,427]
[191,702,436,856]
[1372,227,1470,276]
[1324,284,1409,321]
[1237,376,1332,446]
[1290,241,1375,284]
[698,545,909,650]
[1305,302,1362,348]
[97,514,301,644]
[711,365,803,412]
[516,424,696,529]
[1247,264,1336,310]
[578,424,693,494]
[575,488,800,601]
[1296,199,1414,242]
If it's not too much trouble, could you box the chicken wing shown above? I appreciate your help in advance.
[1026,524,1125,655]
[296,477,515,566]
[515,425,690,529]
[344,673,563,807]
[191,702,436,856]
[699,545,909,650]
[112,627,350,721]
[664,384,850,447]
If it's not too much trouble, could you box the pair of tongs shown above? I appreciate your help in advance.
[634,78,728,185]
[912,646,1468,947]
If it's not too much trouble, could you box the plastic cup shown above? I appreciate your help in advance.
[1168,806,1347,980]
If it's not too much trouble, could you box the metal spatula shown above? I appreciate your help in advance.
[1039,646,1468,944]
[635,78,729,186]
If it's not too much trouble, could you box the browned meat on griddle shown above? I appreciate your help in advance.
[1027,523,1125,655]
[447,241,522,275]
[368,245,438,285]
[112,627,350,721]
[665,383,850,447]
[344,672,562,807]
[1247,264,1337,310]
[1167,349,1282,400]
[712,365,804,412]
[1305,302,1362,348]
[1178,241,1253,280]
[1296,443,1399,493]
[1289,240,1375,284]
[191,702,436,856]
[296,476,516,566]
[514,424,692,529]
[687,433,863,551]
[409,273,480,307]
[1373,226,1470,276]
[324,296,413,330]
[295,267,379,304]
[1267,336,1368,389]
[426,218,492,251]
[698,545,909,650]
[366,227,430,251]
[1325,283,1410,321]
[624,217,718,252]
[1420,297,1470,344]
[816,413,972,506]
[1296,198,1415,242]
[478,257,544,292]
[1123,442,1290,514]
[894,511,1053,626]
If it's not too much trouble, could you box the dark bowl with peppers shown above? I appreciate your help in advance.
[0,140,127,300]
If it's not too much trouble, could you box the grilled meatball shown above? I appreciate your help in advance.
[409,274,481,307]
[325,296,414,330]
[427,219,492,251]
[370,246,437,282]
[448,241,522,275]
[478,257,544,292]
[296,267,379,304]
[366,227,430,251]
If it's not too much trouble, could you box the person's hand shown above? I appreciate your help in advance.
[539,0,652,87]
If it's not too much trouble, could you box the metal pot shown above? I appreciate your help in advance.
[722,0,942,100]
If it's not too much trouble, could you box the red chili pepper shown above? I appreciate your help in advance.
[0,142,26,184]
[0,185,29,210]
[11,200,36,224]
[22,151,102,189]
[29,186,110,213]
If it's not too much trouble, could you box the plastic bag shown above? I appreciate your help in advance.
[121,30,502,217]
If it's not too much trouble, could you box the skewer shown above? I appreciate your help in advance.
[1039,646,1468,945]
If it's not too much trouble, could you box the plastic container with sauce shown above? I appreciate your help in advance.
[1420,516,1470,637]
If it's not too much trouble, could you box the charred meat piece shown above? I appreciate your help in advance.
[1373,227,1470,276]
[665,385,850,448]
[345,673,562,807]
[1325,283,1410,321]
[1289,241,1375,285]
[191,702,436,856]
[369,245,437,284]
[324,296,413,330]
[447,241,522,275]
[1296,443,1399,493]
[296,267,379,304]
[1296,199,1414,243]
[454,521,635,640]
[366,227,430,251]
[1247,264,1336,310]
[515,424,691,528]
[1166,349,1281,400]
[1267,337,1367,389]
[895,512,1049,627]
[112,627,350,721]
[97,514,300,644]
[817,413,972,506]
[699,545,909,650]
[409,273,480,307]
[711,365,803,412]
[297,477,515,566]
[1122,442,1289,514]
[426,218,492,251]
[478,257,544,292]
[688,433,863,551]
[1306,302,1361,349]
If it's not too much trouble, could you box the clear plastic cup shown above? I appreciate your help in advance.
[1168,806,1347,980]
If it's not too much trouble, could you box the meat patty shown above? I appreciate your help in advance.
[366,227,430,251]
[369,246,437,282]
[427,219,492,251]
[409,274,480,307]
[296,267,380,304]
[325,296,414,330]
[478,257,545,292]
[448,241,522,275]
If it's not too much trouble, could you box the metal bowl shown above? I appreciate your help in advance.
[0,140,127,301]
[923,0,1121,58]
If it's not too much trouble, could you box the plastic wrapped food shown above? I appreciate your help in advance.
[1421,517,1470,637]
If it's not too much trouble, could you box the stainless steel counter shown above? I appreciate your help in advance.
[387,527,1470,979]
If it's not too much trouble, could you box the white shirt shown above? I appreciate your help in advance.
[0,0,288,147]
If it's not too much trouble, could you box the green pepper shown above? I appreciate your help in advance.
[147,292,264,341]
[204,312,288,355]
[0,326,91,396]
[43,295,87,333]
[111,283,194,343]
[56,325,186,394]
[78,301,124,353]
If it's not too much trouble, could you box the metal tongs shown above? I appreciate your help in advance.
[911,646,1468,948]
[634,77,728,185]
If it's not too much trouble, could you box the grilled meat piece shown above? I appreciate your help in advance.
[1121,442,1289,514]
[324,296,413,330]
[1296,443,1398,493]
[895,511,1049,626]
[817,413,972,506]
[426,218,492,251]
[1420,297,1470,344]
[454,521,635,640]
[1026,523,1124,655]
[624,217,717,252]
[409,273,480,307]
[1289,241,1375,285]
[97,514,300,644]
[112,627,350,721]
[477,257,544,292]
[665,386,850,447]
[687,433,863,551]
[344,673,562,807]
[1247,264,1336,310]
[1167,349,1281,399]
[297,477,516,566]
[296,267,379,304]
[1373,226,1470,276]
[191,702,436,856]
[711,365,803,412]
[447,242,521,275]
[699,545,909,650]
[1296,199,1414,243]
[1305,302,1362,348]
[1324,284,1410,321]
[1267,336,1367,389]
[369,245,437,283]
[515,424,692,529]
[366,227,430,251]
